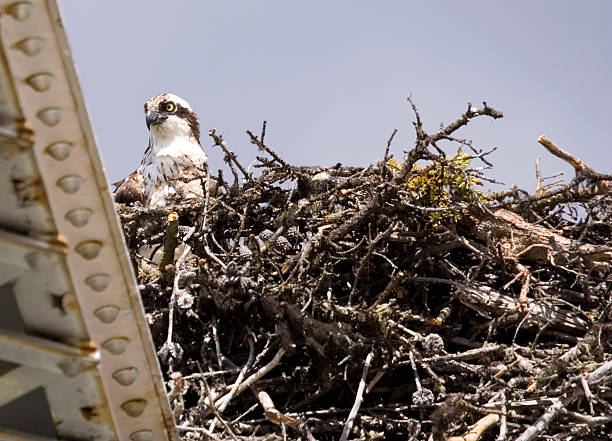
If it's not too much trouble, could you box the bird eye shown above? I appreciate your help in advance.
[164,102,175,112]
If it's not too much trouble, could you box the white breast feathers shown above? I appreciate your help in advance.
[142,135,209,208]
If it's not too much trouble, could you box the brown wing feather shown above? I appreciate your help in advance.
[113,170,145,204]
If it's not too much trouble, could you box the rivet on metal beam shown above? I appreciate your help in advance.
[112,367,139,386]
[57,356,99,377]
[121,399,147,417]
[37,107,62,126]
[75,240,103,259]
[102,337,128,355]
[45,141,72,160]
[5,2,33,21]
[130,430,154,441]
[65,208,92,227]
[23,251,40,269]
[26,72,53,91]
[56,175,83,194]
[23,250,53,270]
[85,273,110,291]
[13,37,43,56]
[94,305,120,323]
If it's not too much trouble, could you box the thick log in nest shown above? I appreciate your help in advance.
[116,99,612,441]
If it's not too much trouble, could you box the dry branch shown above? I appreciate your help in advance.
[537,135,611,192]
[339,351,374,441]
[447,413,500,441]
[116,98,612,441]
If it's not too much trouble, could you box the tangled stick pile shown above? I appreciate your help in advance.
[117,100,612,441]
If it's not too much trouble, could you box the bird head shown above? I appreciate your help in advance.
[144,93,200,143]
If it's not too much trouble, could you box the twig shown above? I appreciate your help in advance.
[383,127,398,164]
[183,369,240,380]
[160,211,179,275]
[447,413,500,441]
[535,156,544,196]
[429,102,503,145]
[495,391,507,441]
[398,100,503,181]
[417,344,503,364]
[176,424,220,440]
[365,369,386,394]
[371,270,407,307]
[260,120,267,143]
[163,226,195,362]
[339,350,374,441]
[222,339,255,410]
[201,170,212,234]
[408,351,422,392]
[214,348,286,410]
[247,130,291,171]
[579,375,595,415]
[209,128,251,182]
[209,339,255,432]
[515,360,612,441]
[231,403,259,424]
[563,411,612,426]
[201,375,239,441]
[228,203,250,255]
[514,398,565,441]
[402,201,470,212]
[538,135,611,192]
[204,244,227,269]
[254,386,298,427]
[406,95,425,143]
[538,136,601,176]
[348,221,395,305]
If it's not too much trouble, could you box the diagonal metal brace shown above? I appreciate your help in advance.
[0,329,99,377]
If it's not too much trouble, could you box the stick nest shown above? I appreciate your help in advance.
[117,100,612,441]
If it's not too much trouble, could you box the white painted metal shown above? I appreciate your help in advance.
[0,1,178,440]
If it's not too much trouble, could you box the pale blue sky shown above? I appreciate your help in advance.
[59,1,612,192]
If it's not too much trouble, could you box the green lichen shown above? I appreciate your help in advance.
[389,152,484,223]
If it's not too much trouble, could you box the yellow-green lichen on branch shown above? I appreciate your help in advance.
[388,152,484,222]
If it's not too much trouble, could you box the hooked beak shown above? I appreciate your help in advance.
[146,110,166,129]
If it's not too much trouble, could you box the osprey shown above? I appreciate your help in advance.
[114,93,211,207]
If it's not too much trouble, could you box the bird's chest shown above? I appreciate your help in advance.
[141,142,207,206]
[143,154,182,183]
[142,145,205,184]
